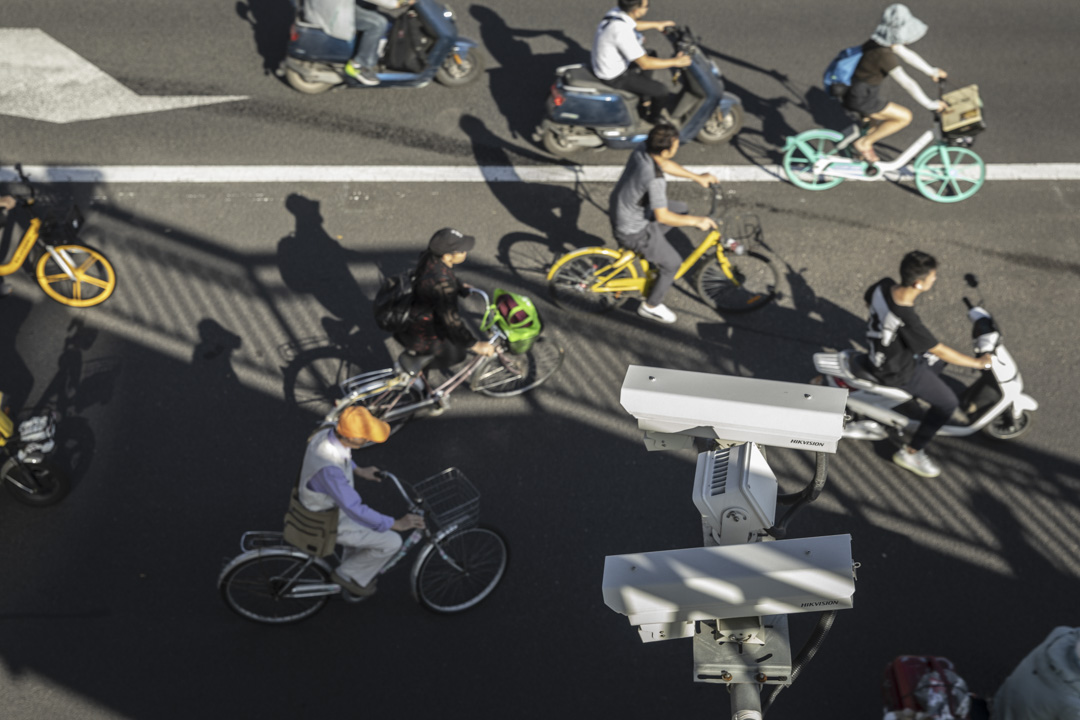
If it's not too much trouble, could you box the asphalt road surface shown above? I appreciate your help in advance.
[2,1,1079,719]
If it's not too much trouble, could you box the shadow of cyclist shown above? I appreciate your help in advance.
[0,295,35,416]
[236,0,296,75]
[471,6,589,142]
[277,193,367,333]
[460,114,606,253]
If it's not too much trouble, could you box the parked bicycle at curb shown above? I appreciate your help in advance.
[0,164,116,307]
[283,288,564,444]
[218,467,508,624]
[782,82,986,203]
[546,184,779,315]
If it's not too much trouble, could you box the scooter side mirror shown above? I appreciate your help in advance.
[964,273,979,288]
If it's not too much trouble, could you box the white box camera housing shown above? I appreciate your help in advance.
[620,366,848,453]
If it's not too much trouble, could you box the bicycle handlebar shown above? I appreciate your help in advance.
[375,469,408,499]
[467,286,490,305]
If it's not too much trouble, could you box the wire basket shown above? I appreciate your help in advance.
[407,467,480,532]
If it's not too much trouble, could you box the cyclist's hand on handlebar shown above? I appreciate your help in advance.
[932,68,948,82]
[693,172,719,188]
[975,353,993,370]
[671,52,693,68]
[354,465,382,482]
[693,216,719,232]
[934,100,949,114]
[392,513,426,531]
[0,196,15,212]
[472,341,496,357]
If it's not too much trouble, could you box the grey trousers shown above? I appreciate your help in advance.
[614,201,688,306]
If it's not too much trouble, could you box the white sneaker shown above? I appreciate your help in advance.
[638,302,677,324]
[892,447,941,478]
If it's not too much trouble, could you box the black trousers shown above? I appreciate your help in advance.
[605,66,669,117]
[901,359,959,451]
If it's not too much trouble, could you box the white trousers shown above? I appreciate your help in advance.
[336,515,403,587]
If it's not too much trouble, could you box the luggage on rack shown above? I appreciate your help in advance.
[940,85,986,140]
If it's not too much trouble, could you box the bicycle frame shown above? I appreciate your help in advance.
[330,288,523,422]
[234,471,470,601]
[339,351,488,420]
[809,128,936,181]
[1,164,116,306]
[550,185,745,299]
[0,218,43,277]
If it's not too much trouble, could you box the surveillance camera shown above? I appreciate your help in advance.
[602,534,855,642]
[620,366,848,452]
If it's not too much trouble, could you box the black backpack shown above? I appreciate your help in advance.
[373,268,417,333]
[385,10,432,73]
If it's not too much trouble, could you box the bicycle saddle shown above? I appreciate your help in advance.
[398,351,435,377]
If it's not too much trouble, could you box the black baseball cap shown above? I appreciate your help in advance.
[428,227,476,255]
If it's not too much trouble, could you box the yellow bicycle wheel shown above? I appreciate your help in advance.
[35,244,116,308]
[547,248,642,313]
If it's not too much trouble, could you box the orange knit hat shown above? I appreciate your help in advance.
[336,406,390,444]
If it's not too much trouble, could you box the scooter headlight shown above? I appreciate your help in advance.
[443,4,455,19]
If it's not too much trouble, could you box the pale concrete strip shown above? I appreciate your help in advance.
[985,163,1080,180]
[2,164,1078,184]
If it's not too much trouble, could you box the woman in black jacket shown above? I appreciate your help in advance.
[394,228,495,368]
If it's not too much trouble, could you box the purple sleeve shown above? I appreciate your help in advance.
[307,467,394,532]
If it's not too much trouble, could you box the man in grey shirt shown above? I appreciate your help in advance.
[610,124,717,323]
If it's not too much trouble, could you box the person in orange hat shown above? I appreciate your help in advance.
[296,406,425,597]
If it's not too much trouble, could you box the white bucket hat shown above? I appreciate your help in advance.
[872,4,928,46]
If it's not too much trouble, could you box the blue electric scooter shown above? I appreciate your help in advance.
[537,25,742,156]
[277,0,484,93]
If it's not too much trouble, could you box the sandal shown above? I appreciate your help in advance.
[852,143,880,164]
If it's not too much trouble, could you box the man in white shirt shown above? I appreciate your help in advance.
[591,0,690,122]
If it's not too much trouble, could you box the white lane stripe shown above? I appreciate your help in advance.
[2,163,1079,183]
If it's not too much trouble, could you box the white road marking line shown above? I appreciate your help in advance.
[2,164,1079,183]
[0,29,245,124]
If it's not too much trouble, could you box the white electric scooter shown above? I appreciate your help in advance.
[813,274,1038,442]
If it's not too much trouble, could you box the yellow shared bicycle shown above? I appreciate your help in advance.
[1,164,116,307]
[546,185,778,314]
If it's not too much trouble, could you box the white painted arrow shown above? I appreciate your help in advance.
[0,28,246,123]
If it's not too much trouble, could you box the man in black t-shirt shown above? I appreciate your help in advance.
[864,251,991,478]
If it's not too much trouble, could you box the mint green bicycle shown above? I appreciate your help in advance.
[782,83,986,203]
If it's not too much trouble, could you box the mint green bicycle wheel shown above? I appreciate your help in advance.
[782,130,846,191]
[913,144,985,203]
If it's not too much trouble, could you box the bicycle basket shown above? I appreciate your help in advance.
[482,289,542,354]
[407,467,480,532]
[940,84,986,141]
[32,197,84,240]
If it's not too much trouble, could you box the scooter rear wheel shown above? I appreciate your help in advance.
[541,127,581,158]
[2,458,71,506]
[285,67,335,95]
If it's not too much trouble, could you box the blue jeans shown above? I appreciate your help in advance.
[352,7,389,68]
